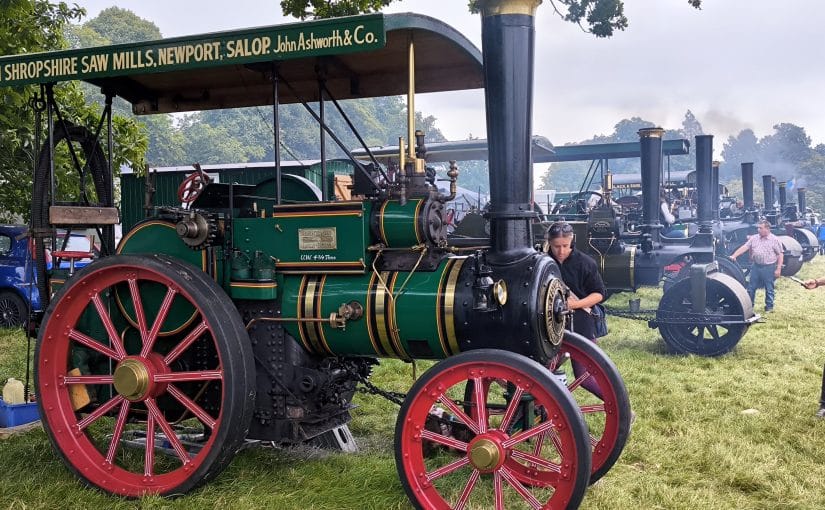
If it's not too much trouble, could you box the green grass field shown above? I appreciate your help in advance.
[2,256,825,509]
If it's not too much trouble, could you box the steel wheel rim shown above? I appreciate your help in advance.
[398,359,586,509]
[659,273,751,356]
[37,262,226,496]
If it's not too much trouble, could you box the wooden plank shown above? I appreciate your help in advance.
[49,206,120,225]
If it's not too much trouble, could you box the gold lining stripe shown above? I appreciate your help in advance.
[273,211,362,218]
[303,277,324,354]
[387,272,408,359]
[118,221,208,271]
[413,199,424,243]
[379,200,390,245]
[296,276,314,353]
[276,262,365,268]
[274,200,362,210]
[374,271,396,357]
[445,257,466,355]
[229,282,278,288]
[365,272,383,355]
[435,260,453,357]
[316,276,333,355]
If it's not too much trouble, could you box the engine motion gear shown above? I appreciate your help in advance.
[175,211,218,250]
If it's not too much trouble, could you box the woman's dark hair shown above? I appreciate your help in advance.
[546,221,574,239]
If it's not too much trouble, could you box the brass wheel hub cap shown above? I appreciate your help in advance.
[469,438,502,471]
[113,359,150,401]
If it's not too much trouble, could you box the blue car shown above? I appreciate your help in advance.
[0,225,41,328]
[0,225,96,328]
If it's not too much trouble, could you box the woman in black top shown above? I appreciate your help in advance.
[545,221,607,340]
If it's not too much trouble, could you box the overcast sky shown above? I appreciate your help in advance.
[76,0,825,157]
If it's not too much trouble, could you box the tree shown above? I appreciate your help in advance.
[720,129,758,182]
[282,0,702,38]
[0,2,148,222]
[83,7,161,44]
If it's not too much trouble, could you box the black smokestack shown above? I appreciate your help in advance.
[480,0,540,261]
[712,160,721,221]
[799,188,807,215]
[741,162,754,209]
[763,175,774,210]
[778,181,787,207]
[695,135,714,226]
[639,127,664,229]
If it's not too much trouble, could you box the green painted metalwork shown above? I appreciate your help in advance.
[279,258,457,359]
[377,199,424,248]
[229,282,278,300]
[115,221,212,334]
[0,15,384,87]
[234,202,371,273]
[120,161,359,231]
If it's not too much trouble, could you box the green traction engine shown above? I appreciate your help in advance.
[16,2,631,506]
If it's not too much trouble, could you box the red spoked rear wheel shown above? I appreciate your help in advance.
[395,349,591,510]
[36,254,255,497]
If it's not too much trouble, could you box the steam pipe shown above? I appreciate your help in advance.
[741,162,754,210]
[695,135,714,227]
[480,0,541,261]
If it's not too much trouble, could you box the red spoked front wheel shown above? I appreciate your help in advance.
[549,332,631,484]
[35,254,255,497]
[395,349,591,510]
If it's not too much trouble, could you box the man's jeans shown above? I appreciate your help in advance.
[748,263,776,309]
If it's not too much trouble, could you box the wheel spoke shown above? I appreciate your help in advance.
[141,287,178,357]
[146,398,191,465]
[579,403,605,414]
[163,321,209,366]
[494,471,504,510]
[472,376,489,433]
[154,370,222,383]
[708,325,721,341]
[167,384,217,429]
[498,385,525,433]
[63,374,114,385]
[438,394,480,435]
[68,328,123,361]
[426,456,470,482]
[105,399,131,465]
[500,465,544,509]
[91,293,127,359]
[454,469,480,510]
[567,370,591,392]
[144,413,156,477]
[128,278,149,343]
[502,420,555,448]
[76,395,125,431]
[420,428,469,451]
[510,449,561,472]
